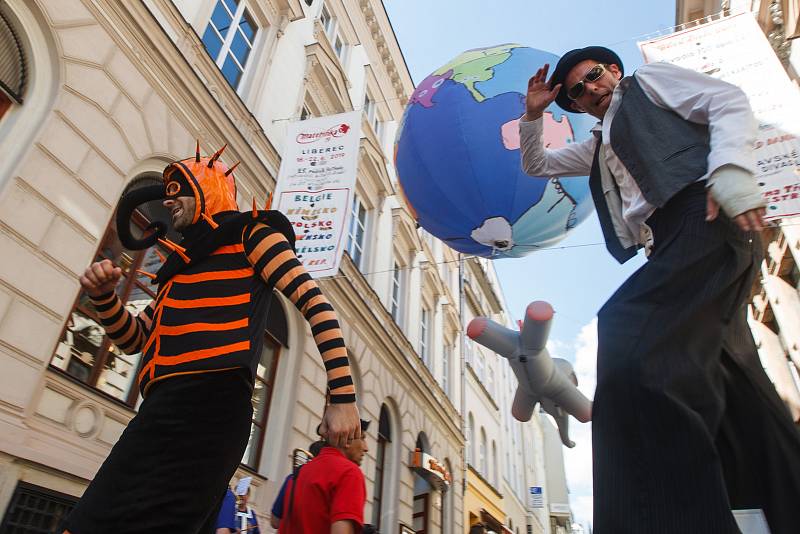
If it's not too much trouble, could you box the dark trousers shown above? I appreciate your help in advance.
[64,368,253,534]
[592,184,800,534]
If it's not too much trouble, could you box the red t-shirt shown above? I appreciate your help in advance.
[280,447,366,533]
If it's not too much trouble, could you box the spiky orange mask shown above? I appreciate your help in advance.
[116,141,241,251]
[163,142,240,224]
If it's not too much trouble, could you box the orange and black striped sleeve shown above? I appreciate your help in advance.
[89,291,153,355]
[244,222,356,404]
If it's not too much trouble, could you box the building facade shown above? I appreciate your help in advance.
[0,0,470,532]
[674,0,800,423]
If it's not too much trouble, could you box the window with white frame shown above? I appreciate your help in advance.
[364,93,381,136]
[475,350,485,383]
[442,345,450,395]
[345,195,367,270]
[419,308,430,366]
[319,3,346,62]
[201,0,258,90]
[390,261,403,324]
[487,365,495,398]
[320,3,335,39]
[479,428,487,475]
[333,32,346,61]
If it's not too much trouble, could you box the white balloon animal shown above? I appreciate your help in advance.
[467,301,592,447]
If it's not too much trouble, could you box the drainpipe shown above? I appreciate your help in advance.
[459,253,467,500]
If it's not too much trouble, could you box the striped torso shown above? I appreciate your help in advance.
[90,220,355,403]
[138,240,269,395]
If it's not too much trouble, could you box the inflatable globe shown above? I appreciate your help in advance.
[394,44,596,258]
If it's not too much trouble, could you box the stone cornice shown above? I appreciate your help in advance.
[358,0,414,114]
[392,206,422,257]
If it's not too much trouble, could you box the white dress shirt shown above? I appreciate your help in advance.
[520,61,757,245]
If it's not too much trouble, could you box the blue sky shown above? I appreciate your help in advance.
[383,0,676,528]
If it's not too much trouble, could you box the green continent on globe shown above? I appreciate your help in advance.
[434,43,522,102]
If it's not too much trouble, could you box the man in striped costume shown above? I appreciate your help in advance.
[64,144,360,534]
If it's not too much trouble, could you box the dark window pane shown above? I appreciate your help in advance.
[202,26,223,61]
[221,54,243,88]
[230,31,253,66]
[223,0,239,13]
[239,10,256,43]
[210,1,233,37]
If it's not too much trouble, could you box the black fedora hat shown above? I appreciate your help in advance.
[550,46,624,113]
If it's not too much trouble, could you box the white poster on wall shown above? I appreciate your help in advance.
[273,111,362,278]
[639,13,800,220]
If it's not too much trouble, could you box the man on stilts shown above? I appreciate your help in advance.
[520,47,800,533]
[64,143,361,533]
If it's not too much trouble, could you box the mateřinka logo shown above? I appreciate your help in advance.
[296,123,351,144]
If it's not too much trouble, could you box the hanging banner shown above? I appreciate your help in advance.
[639,13,800,220]
[273,111,362,277]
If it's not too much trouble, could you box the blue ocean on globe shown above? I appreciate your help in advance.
[394,44,596,258]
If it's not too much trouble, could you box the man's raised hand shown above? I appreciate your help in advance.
[525,63,561,121]
[80,259,122,298]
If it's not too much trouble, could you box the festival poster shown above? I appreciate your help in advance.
[639,13,800,220]
[273,111,362,278]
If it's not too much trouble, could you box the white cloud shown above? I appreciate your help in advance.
[562,318,597,530]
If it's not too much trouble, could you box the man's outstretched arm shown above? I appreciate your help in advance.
[244,223,360,447]
[80,259,153,354]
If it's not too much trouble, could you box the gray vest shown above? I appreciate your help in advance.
[590,75,711,263]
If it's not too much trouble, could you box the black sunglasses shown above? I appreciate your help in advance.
[567,64,607,101]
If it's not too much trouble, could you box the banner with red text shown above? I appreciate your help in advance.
[273,111,361,278]
[639,13,800,219]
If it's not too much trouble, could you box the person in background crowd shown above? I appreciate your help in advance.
[270,441,325,530]
[279,419,370,533]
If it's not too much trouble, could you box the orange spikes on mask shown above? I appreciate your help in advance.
[155,249,167,263]
[195,139,201,163]
[252,197,259,219]
[265,192,273,210]
[201,212,219,229]
[208,144,227,168]
[136,269,157,281]
[224,161,240,177]
[158,238,191,264]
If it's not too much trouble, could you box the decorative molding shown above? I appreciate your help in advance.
[392,206,421,255]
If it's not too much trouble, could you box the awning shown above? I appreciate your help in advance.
[480,509,513,534]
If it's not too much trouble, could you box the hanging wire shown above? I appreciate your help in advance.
[312,240,607,283]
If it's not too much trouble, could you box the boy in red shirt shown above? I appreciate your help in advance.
[280,420,370,534]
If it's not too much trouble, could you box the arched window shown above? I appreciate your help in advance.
[372,404,391,530]
[467,413,475,466]
[50,175,175,405]
[479,428,487,476]
[0,8,26,119]
[242,296,287,469]
[492,440,498,487]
